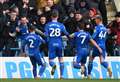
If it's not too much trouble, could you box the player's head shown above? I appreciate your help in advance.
[94,15,103,25]
[77,22,86,31]
[20,16,28,25]
[51,9,59,19]
[28,25,36,32]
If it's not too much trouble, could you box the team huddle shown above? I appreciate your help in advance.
[22,10,112,79]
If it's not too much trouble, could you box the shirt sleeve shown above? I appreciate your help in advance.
[92,26,99,39]
[39,36,45,44]
[62,24,69,36]
[44,24,49,36]
[88,32,92,40]
[74,32,78,37]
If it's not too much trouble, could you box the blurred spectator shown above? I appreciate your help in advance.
[0,0,10,15]
[85,8,100,35]
[74,11,85,31]
[106,27,115,56]
[60,0,75,15]
[98,0,108,26]
[9,5,19,16]
[64,11,84,34]
[86,0,99,9]
[114,13,120,56]
[107,12,120,56]
[18,0,34,18]
[37,0,47,10]
[64,8,75,34]
[43,0,66,22]
[0,10,18,56]
[114,27,120,56]
[36,15,47,32]
[86,0,108,25]
[74,0,90,16]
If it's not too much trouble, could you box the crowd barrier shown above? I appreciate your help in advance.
[0,57,120,79]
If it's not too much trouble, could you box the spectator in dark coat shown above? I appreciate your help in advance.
[107,12,120,56]
[43,0,66,22]
[0,11,18,56]
[74,0,90,16]
[98,0,108,26]
[17,0,35,18]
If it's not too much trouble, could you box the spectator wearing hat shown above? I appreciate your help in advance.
[84,8,99,35]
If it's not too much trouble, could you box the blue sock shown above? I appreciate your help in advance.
[49,61,55,67]
[88,61,93,75]
[60,62,64,77]
[73,63,81,69]
[33,66,37,77]
[39,64,46,77]
[84,66,87,76]
[101,62,108,69]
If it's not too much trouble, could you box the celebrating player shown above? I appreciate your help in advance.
[69,22,102,78]
[44,10,69,78]
[87,15,112,78]
[22,25,46,78]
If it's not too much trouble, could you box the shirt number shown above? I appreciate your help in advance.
[77,34,86,44]
[80,35,86,44]
[28,39,34,48]
[49,28,61,37]
[98,31,106,39]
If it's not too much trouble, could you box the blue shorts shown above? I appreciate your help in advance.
[92,47,107,59]
[73,48,89,64]
[29,53,46,66]
[48,44,63,59]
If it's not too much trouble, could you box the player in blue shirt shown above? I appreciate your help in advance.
[87,15,112,78]
[22,25,46,78]
[44,10,69,78]
[69,22,102,77]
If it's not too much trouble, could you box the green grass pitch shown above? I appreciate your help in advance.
[1,79,120,82]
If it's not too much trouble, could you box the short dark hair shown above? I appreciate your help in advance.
[78,22,86,30]
[28,25,36,31]
[94,15,102,20]
[51,9,59,17]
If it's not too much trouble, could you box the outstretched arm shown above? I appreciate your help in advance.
[35,28,46,37]
[62,33,75,41]
[90,39,102,54]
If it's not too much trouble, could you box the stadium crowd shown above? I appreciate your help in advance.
[0,0,120,57]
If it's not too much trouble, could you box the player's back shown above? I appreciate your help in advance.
[45,21,68,46]
[25,33,42,55]
[74,30,91,51]
[92,24,107,49]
